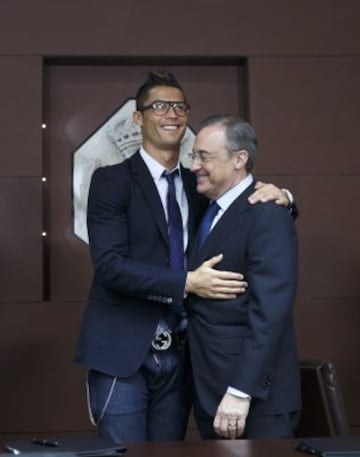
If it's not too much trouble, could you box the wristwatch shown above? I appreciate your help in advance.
[281,188,294,208]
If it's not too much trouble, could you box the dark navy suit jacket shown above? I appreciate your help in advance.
[186,182,301,419]
[75,152,207,378]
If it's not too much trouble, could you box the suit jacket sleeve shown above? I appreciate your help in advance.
[231,203,298,399]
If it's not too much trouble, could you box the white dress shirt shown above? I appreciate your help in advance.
[139,148,189,251]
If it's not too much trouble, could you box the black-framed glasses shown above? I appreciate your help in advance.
[140,100,190,117]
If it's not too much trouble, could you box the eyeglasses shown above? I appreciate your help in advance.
[140,100,190,117]
[187,151,217,163]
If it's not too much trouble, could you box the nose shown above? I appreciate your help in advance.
[190,157,201,172]
[165,105,177,117]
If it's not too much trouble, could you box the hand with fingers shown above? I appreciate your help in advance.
[185,254,248,299]
[213,392,250,439]
[248,181,290,206]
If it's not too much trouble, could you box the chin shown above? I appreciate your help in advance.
[196,184,208,196]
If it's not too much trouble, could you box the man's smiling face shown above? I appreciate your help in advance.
[134,86,188,153]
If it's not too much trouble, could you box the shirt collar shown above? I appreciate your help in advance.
[216,174,254,212]
[139,147,181,181]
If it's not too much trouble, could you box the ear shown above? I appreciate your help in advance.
[133,110,143,127]
[234,150,248,169]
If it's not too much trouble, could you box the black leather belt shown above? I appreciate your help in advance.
[151,330,186,351]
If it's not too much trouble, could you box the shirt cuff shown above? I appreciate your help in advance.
[227,386,251,399]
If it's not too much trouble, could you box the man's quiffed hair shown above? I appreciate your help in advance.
[135,71,185,110]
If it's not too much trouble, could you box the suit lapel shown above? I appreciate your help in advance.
[129,152,169,243]
[189,183,255,265]
[181,165,207,248]
[128,153,208,250]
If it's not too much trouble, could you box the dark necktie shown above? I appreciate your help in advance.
[197,201,220,250]
[163,169,184,270]
[163,169,185,330]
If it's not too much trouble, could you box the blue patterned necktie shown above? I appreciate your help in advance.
[163,169,184,270]
[197,201,220,250]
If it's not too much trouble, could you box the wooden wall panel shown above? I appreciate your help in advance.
[295,297,360,426]
[0,57,42,176]
[295,176,360,299]
[0,302,90,434]
[248,57,360,175]
[0,1,359,56]
[0,178,43,301]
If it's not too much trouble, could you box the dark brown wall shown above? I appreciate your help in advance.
[1,0,360,439]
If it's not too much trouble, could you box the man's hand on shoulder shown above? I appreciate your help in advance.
[185,254,248,299]
[248,181,292,207]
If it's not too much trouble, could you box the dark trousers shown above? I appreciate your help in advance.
[88,344,192,443]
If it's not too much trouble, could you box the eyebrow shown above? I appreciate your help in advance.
[194,149,213,155]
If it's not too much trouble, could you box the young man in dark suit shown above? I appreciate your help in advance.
[186,115,301,440]
[75,73,293,443]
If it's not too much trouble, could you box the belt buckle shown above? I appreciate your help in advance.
[152,331,172,351]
